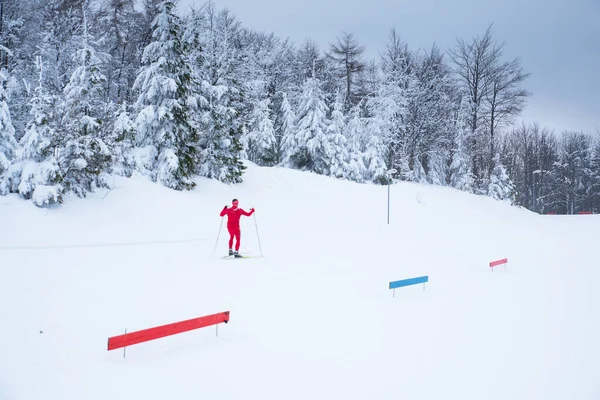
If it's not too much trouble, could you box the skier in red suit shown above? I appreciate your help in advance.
[220,198,255,257]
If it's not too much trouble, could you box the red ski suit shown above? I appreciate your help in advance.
[220,206,254,251]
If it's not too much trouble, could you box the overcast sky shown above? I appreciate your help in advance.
[178,0,599,135]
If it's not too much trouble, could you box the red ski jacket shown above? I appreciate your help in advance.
[220,206,254,230]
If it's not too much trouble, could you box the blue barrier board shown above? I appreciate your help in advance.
[389,275,428,289]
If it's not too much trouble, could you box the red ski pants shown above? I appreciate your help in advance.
[228,227,241,251]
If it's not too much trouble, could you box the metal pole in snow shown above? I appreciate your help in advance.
[253,213,263,257]
[123,328,127,359]
[213,217,224,254]
[386,169,396,225]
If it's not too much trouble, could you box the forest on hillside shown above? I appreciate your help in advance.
[0,0,598,214]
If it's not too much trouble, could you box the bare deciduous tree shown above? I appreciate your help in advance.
[329,31,365,110]
[449,23,530,179]
[448,24,499,137]
[485,52,531,166]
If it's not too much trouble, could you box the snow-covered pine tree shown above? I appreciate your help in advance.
[488,153,515,203]
[289,75,331,174]
[343,103,367,182]
[0,68,18,195]
[277,92,296,166]
[193,3,245,183]
[449,97,475,192]
[15,56,63,206]
[133,0,199,190]
[57,0,112,198]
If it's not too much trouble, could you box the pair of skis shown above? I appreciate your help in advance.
[221,253,258,260]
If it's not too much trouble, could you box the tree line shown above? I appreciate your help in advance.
[0,0,597,214]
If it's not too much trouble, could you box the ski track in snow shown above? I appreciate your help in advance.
[1,163,599,400]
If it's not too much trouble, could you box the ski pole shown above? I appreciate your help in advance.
[213,217,224,254]
[253,212,263,257]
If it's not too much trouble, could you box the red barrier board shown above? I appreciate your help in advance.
[579,211,592,215]
[108,311,230,351]
[489,258,507,268]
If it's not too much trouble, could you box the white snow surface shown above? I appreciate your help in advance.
[1,162,599,399]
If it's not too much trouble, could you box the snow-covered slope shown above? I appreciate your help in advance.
[1,163,598,400]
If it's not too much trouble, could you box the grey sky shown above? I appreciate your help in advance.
[178,0,599,134]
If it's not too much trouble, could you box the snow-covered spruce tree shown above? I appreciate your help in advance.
[288,75,332,174]
[245,97,276,165]
[15,56,63,206]
[277,91,296,166]
[57,0,112,198]
[363,101,391,185]
[412,46,454,186]
[132,0,199,190]
[363,128,389,184]
[197,85,246,183]
[0,0,40,136]
[0,68,18,195]
[449,97,475,192]
[325,91,349,178]
[367,28,414,182]
[488,153,515,202]
[365,79,410,182]
[257,34,298,165]
[236,29,282,166]
[343,103,367,182]
[109,102,136,177]
[95,0,141,104]
[193,3,245,183]
[41,0,87,97]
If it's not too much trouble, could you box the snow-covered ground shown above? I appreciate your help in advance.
[1,162,599,400]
